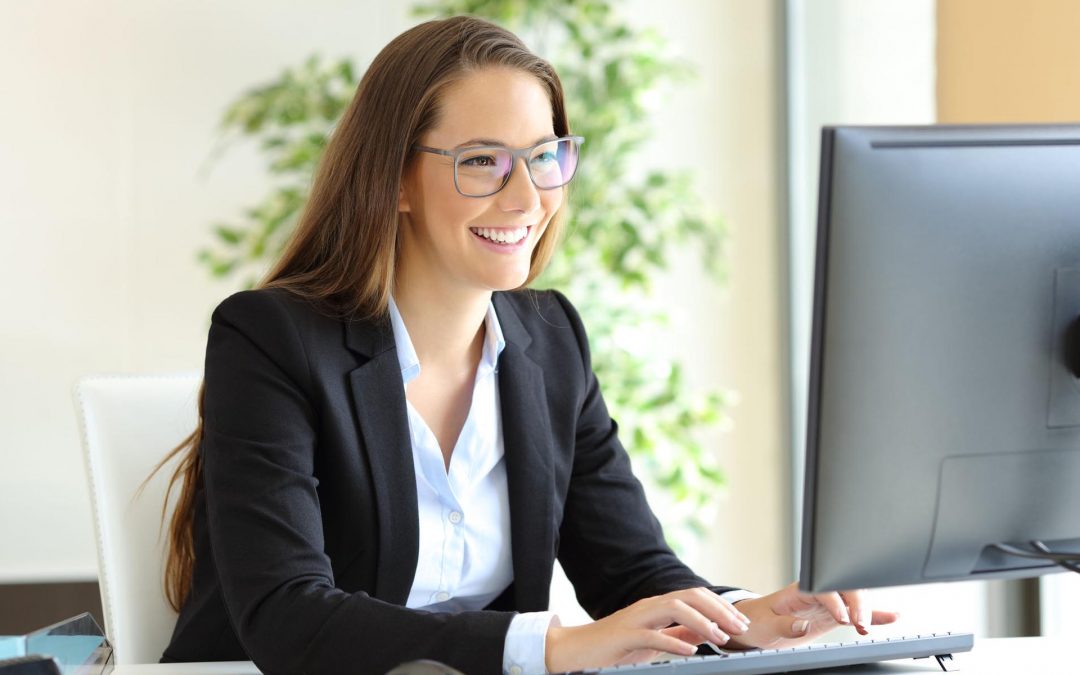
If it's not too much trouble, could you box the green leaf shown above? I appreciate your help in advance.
[214,225,244,245]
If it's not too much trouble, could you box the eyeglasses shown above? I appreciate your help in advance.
[413,135,584,198]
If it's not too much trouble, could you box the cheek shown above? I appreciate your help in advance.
[444,199,491,232]
[420,165,461,210]
[541,187,563,213]
[537,189,564,228]
[414,165,479,231]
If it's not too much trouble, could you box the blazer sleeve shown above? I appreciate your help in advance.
[199,290,512,675]
[548,290,740,619]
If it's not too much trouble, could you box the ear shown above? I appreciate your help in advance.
[398,182,411,213]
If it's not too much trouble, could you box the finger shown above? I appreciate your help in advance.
[651,599,732,646]
[813,591,851,626]
[676,588,750,636]
[630,628,698,658]
[871,610,900,626]
[761,612,814,641]
[713,591,752,624]
[839,590,870,634]
[661,625,708,645]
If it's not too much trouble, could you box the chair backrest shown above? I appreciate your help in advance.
[73,374,201,665]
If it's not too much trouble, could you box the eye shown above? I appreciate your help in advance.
[531,151,557,165]
[460,154,499,167]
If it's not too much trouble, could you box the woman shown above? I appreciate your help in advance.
[159,15,897,675]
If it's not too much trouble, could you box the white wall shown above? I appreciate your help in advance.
[786,0,938,536]
[0,0,414,582]
[1042,572,1080,637]
[2,0,771,601]
[637,0,789,596]
[786,0,992,638]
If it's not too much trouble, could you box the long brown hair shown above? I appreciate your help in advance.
[155,15,573,612]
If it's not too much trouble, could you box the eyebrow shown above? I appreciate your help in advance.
[453,134,558,149]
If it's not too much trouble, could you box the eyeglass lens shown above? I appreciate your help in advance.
[455,138,580,196]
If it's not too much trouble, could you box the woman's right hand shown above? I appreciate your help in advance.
[543,588,751,673]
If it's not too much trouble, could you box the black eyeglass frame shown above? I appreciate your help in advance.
[413,135,585,198]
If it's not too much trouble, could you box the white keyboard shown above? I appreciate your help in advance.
[555,632,974,674]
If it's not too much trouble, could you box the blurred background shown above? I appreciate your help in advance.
[1,0,1078,645]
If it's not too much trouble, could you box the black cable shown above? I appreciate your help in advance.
[991,541,1080,574]
[1031,540,1080,574]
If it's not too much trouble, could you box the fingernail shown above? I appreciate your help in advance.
[738,612,751,625]
[793,619,810,635]
[858,608,872,628]
[735,620,749,633]
[712,624,730,643]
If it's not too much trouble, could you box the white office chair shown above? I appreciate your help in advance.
[73,374,202,665]
[71,373,589,668]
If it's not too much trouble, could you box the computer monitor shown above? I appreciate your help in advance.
[799,124,1080,593]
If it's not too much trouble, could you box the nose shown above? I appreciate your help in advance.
[495,157,541,214]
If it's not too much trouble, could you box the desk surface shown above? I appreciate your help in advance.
[109,637,1073,674]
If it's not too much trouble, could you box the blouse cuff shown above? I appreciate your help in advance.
[503,611,561,675]
[718,589,761,605]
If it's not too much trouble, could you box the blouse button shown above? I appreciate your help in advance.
[449,511,463,524]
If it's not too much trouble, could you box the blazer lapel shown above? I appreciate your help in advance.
[495,294,556,611]
[345,317,420,604]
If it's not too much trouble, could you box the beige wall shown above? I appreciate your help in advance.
[938,0,1080,122]
[669,0,789,595]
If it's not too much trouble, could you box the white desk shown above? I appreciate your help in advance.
[113,664,259,675]
[108,637,1074,674]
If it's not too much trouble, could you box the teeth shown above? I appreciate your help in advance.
[471,226,528,244]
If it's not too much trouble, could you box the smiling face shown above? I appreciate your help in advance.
[397,67,564,299]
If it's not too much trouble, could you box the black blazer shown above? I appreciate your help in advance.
[162,287,736,675]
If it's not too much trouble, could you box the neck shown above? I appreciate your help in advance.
[393,278,490,373]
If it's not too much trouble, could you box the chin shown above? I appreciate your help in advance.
[483,269,532,293]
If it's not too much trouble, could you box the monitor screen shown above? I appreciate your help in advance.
[799,124,1080,592]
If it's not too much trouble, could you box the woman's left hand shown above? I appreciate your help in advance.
[720,582,900,650]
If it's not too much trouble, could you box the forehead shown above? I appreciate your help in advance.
[428,67,555,147]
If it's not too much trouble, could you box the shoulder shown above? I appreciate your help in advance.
[208,288,356,380]
[494,288,593,372]
[213,286,321,324]
[493,288,584,334]
[211,287,349,340]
